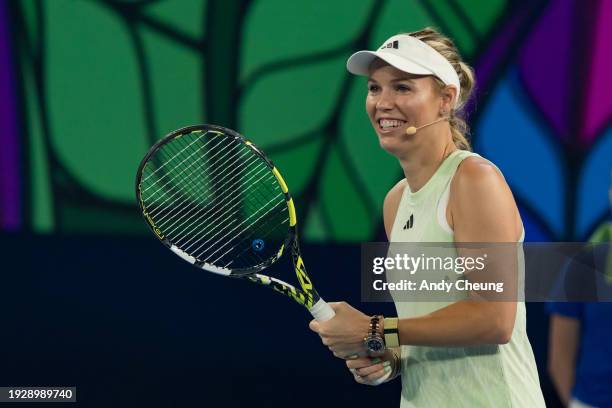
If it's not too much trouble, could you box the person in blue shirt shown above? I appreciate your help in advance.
[547,174,612,408]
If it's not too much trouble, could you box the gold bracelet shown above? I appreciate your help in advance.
[384,317,400,348]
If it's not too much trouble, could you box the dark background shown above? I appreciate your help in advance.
[0,233,558,407]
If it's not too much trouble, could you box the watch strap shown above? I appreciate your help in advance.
[383,317,399,348]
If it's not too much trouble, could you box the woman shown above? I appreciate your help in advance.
[309,28,545,407]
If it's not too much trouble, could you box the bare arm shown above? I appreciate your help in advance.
[311,159,523,350]
[397,158,520,346]
[548,314,580,406]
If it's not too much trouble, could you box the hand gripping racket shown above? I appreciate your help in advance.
[136,124,335,321]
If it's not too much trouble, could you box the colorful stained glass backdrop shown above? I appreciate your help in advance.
[1,0,610,241]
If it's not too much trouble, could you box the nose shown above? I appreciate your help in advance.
[375,88,395,110]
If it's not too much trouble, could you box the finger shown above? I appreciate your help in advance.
[355,361,388,377]
[308,320,320,333]
[364,367,393,386]
[328,342,364,354]
[346,357,380,370]
[332,350,357,359]
[332,349,362,358]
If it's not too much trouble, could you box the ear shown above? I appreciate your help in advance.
[439,85,457,115]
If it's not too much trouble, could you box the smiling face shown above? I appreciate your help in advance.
[366,60,448,155]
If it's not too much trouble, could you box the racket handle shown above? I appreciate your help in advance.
[309,298,335,321]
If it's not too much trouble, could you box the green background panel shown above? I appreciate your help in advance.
[45,0,149,203]
[369,0,433,48]
[427,0,477,55]
[265,133,324,195]
[19,0,40,52]
[459,0,507,35]
[142,26,205,136]
[319,146,372,241]
[303,202,330,241]
[60,201,148,235]
[25,59,54,232]
[239,55,347,148]
[9,0,511,240]
[145,0,207,40]
[240,0,373,82]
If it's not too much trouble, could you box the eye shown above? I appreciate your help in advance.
[368,83,380,93]
[395,84,411,92]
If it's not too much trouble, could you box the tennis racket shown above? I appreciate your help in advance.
[135,124,335,321]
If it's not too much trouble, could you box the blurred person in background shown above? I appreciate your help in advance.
[547,172,612,408]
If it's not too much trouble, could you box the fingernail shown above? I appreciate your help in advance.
[346,354,359,360]
[383,361,391,368]
[371,358,382,364]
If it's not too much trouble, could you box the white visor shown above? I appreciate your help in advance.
[346,34,461,107]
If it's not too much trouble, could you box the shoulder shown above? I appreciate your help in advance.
[449,155,521,241]
[453,156,507,192]
[383,179,407,240]
[450,156,514,207]
[384,179,407,209]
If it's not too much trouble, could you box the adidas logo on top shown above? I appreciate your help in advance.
[380,40,399,50]
[403,214,414,230]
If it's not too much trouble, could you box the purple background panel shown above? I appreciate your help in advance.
[0,0,20,230]
[583,0,612,142]
[470,4,534,115]
[519,0,573,141]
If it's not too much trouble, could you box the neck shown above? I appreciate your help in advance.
[397,129,457,193]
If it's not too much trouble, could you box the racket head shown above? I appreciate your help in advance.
[135,124,297,276]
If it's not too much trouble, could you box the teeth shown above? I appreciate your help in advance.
[379,119,405,129]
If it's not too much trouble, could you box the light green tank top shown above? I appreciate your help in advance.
[389,150,545,408]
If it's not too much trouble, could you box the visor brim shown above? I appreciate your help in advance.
[346,50,433,77]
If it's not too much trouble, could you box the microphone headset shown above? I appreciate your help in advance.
[405,116,449,135]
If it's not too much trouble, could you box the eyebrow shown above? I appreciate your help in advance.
[367,76,416,83]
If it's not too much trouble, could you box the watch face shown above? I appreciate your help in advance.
[366,338,384,352]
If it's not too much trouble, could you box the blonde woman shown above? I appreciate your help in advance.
[309,28,545,407]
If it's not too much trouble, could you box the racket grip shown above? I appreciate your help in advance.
[309,298,335,321]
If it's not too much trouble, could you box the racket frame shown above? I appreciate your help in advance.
[135,124,321,310]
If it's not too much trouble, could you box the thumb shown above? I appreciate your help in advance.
[309,319,320,333]
[329,301,345,312]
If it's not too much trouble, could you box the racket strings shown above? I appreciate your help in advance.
[140,130,290,270]
[159,164,267,239]
[142,136,244,215]
[183,171,285,253]
[160,147,280,245]
[151,148,260,228]
[204,175,290,268]
[176,172,282,253]
[141,131,220,195]
[223,214,290,268]
[198,196,286,263]
[142,135,252,226]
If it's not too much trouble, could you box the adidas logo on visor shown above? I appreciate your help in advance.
[379,40,399,50]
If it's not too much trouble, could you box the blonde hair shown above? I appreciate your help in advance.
[408,27,475,151]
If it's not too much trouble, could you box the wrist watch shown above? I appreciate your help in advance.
[383,317,399,347]
[364,315,385,355]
